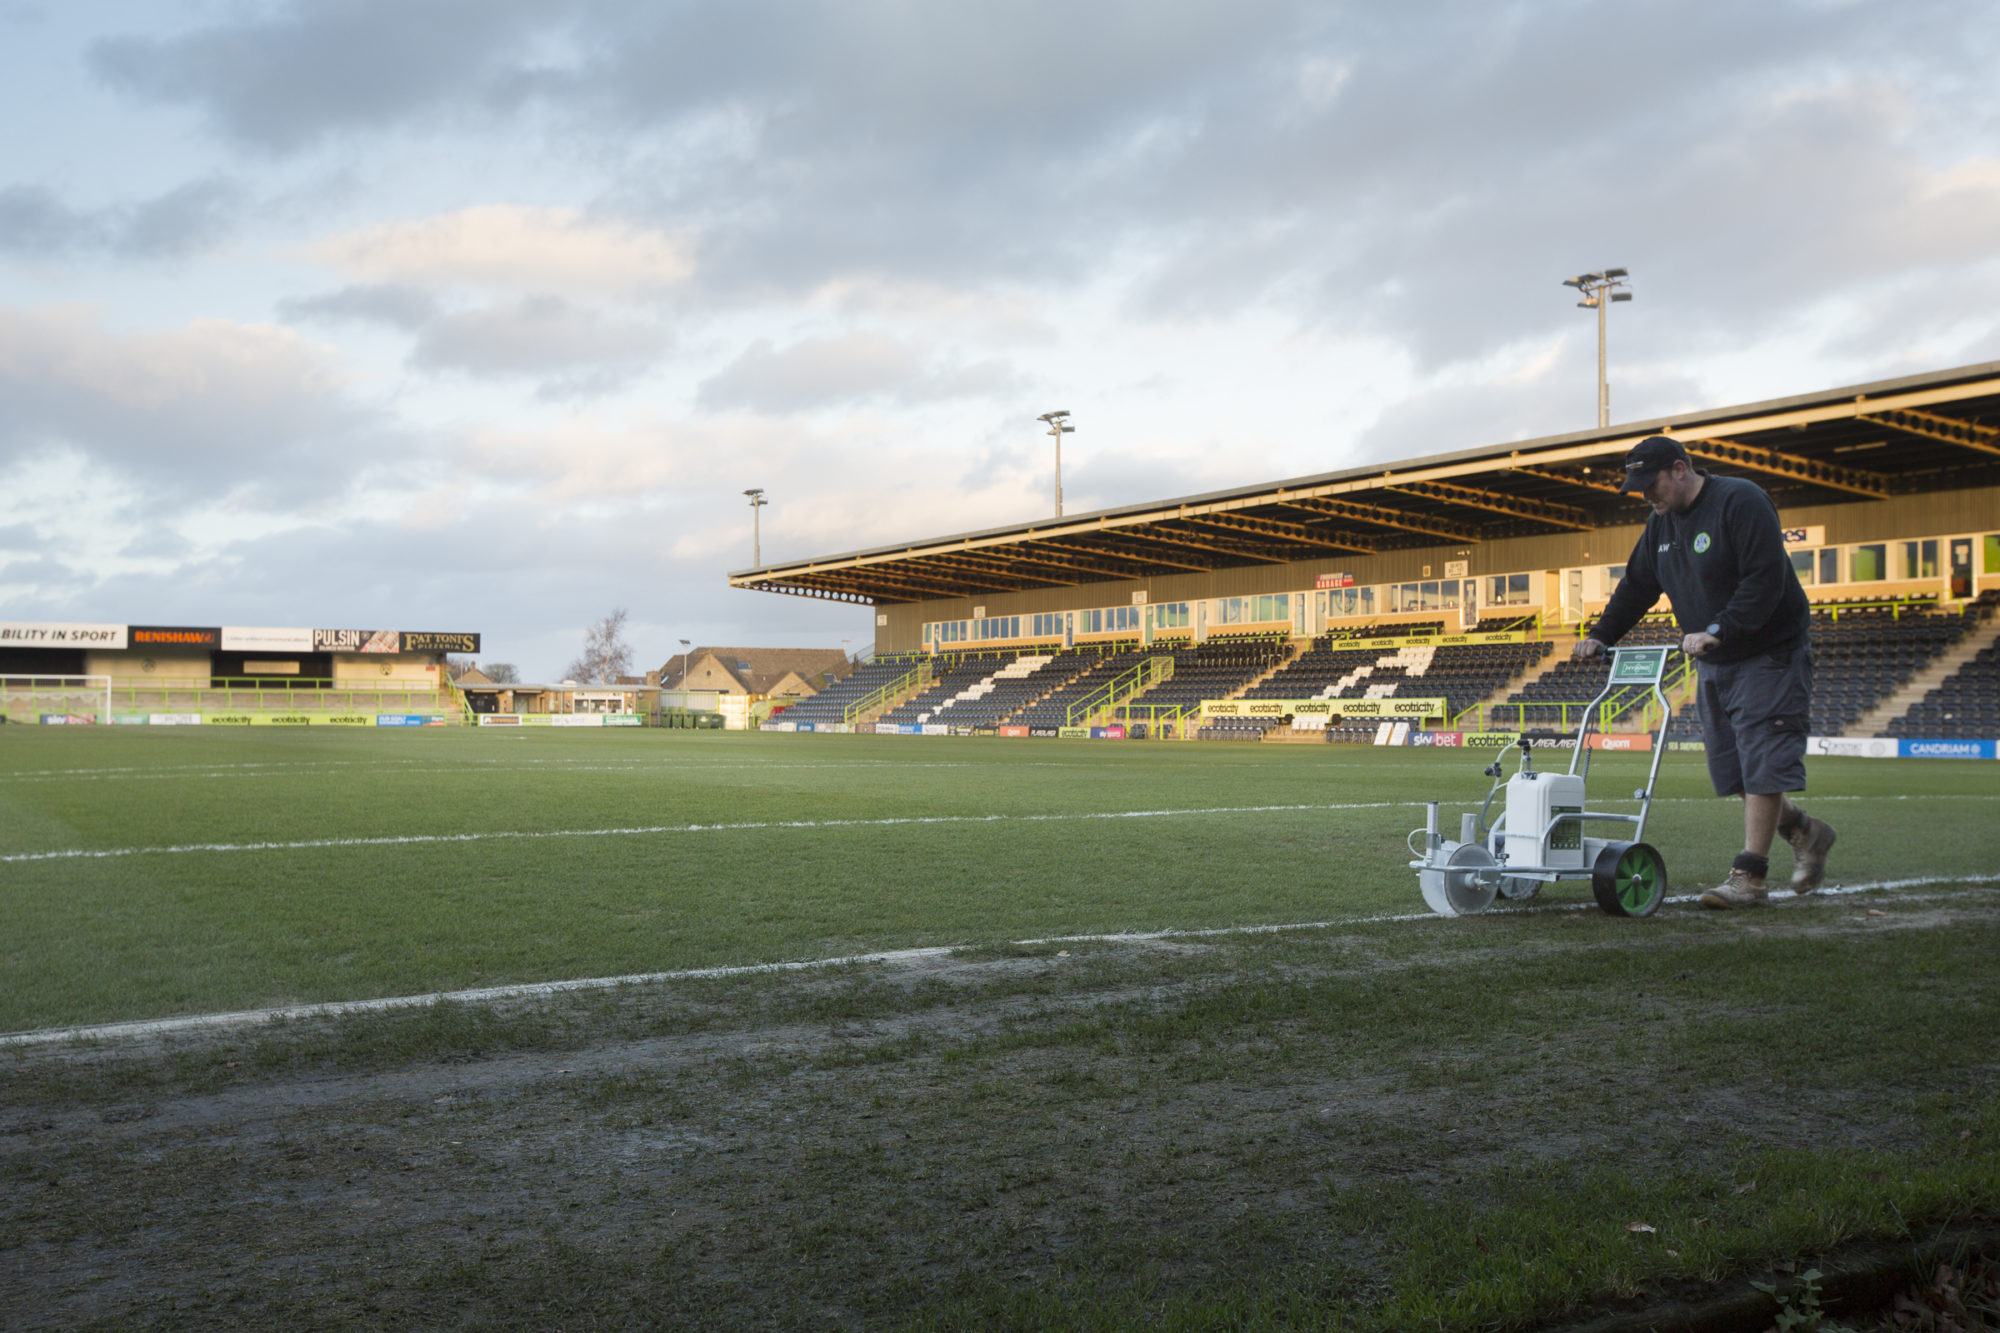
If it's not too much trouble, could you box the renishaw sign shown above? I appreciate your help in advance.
[0,622,127,648]
[1201,697,1447,719]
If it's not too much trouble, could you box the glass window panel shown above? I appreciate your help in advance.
[1421,581,1439,611]
[1986,535,2000,574]
[1790,551,1814,584]
[1441,580,1459,610]
[1851,544,1886,581]
[1820,549,1840,585]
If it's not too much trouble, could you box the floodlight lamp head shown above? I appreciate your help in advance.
[1611,291,1632,302]
[1562,276,1585,288]
[1604,266,1629,279]
[1579,271,1604,284]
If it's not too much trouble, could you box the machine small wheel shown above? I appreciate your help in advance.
[1419,841,1499,917]
[1591,841,1667,917]
[1496,875,1542,901]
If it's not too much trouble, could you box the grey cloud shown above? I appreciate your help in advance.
[89,0,556,153]
[280,283,442,330]
[409,295,670,379]
[0,521,40,549]
[0,308,395,504]
[0,179,240,260]
[0,186,83,254]
[79,0,2000,391]
[116,179,244,258]
[698,333,1022,412]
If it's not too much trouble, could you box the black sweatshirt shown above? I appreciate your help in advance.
[1587,473,1810,665]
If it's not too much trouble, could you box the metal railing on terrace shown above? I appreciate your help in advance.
[1066,656,1174,727]
[845,660,933,723]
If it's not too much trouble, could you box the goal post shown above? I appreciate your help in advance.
[0,675,114,725]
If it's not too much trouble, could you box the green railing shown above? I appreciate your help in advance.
[1066,655,1175,727]
[99,676,459,711]
[845,661,933,723]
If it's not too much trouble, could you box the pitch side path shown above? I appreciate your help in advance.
[1,727,1996,1034]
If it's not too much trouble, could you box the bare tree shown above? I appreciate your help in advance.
[482,663,521,683]
[564,609,634,684]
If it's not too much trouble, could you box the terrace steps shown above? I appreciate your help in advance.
[1854,612,2000,736]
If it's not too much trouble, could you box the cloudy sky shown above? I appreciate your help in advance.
[4,1,1998,678]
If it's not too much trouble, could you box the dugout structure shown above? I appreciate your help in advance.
[731,360,2000,657]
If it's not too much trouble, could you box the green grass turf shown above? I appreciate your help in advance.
[1,727,1995,1031]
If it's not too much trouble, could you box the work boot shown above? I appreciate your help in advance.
[1700,868,1767,910]
[1783,812,1837,895]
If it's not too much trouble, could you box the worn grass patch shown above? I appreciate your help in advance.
[3,890,1996,1330]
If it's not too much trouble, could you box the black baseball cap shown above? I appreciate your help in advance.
[1617,435,1692,493]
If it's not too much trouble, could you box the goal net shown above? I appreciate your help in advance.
[0,675,114,725]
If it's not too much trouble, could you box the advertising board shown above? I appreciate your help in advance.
[1805,736,1896,758]
[2,622,126,648]
[222,627,312,651]
[129,626,220,649]
[401,632,481,654]
[150,713,203,725]
[376,714,447,727]
[479,714,524,726]
[1588,733,1654,751]
[313,629,401,653]
[1029,726,1060,738]
[1899,738,1995,759]
[1463,731,1520,748]
[1202,697,1446,720]
[998,726,1029,738]
[1058,726,1089,738]
[38,714,97,725]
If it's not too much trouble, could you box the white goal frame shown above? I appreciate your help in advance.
[0,674,114,724]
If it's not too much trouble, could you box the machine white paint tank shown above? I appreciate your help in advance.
[1503,771,1587,870]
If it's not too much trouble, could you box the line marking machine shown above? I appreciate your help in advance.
[1409,644,1681,918]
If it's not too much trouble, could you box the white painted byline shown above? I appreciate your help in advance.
[0,802,1411,865]
[5,875,1993,1051]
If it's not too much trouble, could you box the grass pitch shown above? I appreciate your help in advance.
[2,727,1994,1033]
[1,728,1997,1330]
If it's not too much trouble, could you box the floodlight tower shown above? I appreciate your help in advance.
[1562,268,1633,428]
[743,488,768,565]
[1038,411,1074,516]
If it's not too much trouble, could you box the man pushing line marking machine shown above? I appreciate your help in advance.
[1409,643,1679,918]
[1411,434,1839,918]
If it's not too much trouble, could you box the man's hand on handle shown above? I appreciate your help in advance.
[1680,631,1719,658]
[1572,637,1605,660]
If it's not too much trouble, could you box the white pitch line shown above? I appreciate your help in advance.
[0,802,1410,864]
[4,792,1994,865]
[5,875,1993,1050]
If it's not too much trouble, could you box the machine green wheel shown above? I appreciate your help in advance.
[1591,841,1667,917]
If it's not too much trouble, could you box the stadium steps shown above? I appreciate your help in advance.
[1853,611,2000,736]
[849,673,941,727]
[1219,640,1303,702]
[1454,640,1565,723]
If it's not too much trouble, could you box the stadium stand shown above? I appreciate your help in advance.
[1108,637,1290,723]
[1241,635,1551,721]
[1808,603,1976,737]
[1885,641,2000,738]
[1008,648,1150,728]
[767,657,921,727]
[1494,620,1681,729]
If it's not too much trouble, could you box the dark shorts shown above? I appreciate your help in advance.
[1696,644,1813,797]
